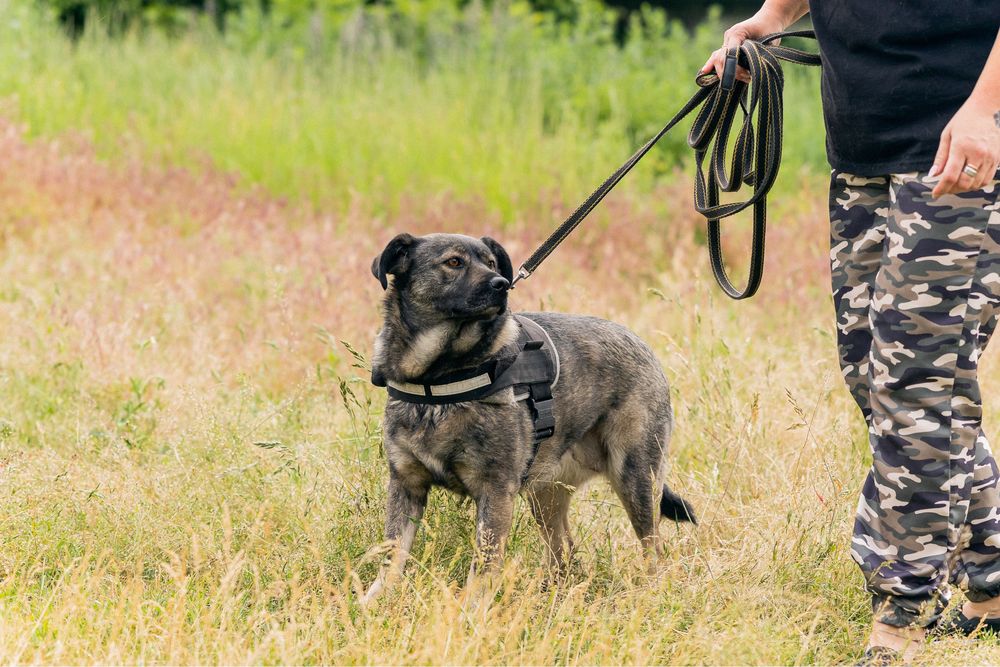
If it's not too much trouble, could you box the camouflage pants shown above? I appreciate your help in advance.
[830,171,1000,628]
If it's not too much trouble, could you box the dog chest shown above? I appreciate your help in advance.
[383,401,528,495]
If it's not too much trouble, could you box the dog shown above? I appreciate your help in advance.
[362,232,695,603]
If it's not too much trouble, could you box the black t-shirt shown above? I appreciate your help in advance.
[808,1,999,175]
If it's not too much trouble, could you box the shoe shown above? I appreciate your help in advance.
[934,609,1000,636]
[855,646,900,666]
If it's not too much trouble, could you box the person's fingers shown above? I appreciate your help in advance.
[705,22,763,83]
[723,32,743,51]
[976,151,998,190]
[720,25,749,77]
[969,162,989,192]
[952,143,988,193]
[721,29,755,84]
[701,47,723,77]
[928,126,951,179]
[703,48,725,75]
[932,141,965,198]
[704,49,751,83]
[969,154,994,191]
[957,169,977,195]
[701,46,722,73]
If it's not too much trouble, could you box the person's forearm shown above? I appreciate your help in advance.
[757,0,810,29]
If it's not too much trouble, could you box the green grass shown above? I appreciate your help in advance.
[0,0,825,219]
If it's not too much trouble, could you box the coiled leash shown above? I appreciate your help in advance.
[510,30,821,299]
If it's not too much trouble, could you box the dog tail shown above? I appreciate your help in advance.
[660,485,697,524]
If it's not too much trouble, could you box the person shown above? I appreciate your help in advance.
[703,0,1000,662]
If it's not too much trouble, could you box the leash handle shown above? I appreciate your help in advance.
[512,30,820,300]
[720,46,739,91]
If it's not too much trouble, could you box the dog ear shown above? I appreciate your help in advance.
[372,233,417,290]
[481,237,513,283]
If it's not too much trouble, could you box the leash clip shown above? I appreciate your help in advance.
[510,266,531,288]
[721,46,739,91]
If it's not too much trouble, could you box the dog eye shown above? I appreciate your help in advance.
[445,257,464,268]
[487,259,497,270]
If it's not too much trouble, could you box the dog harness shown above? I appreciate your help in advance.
[372,315,559,444]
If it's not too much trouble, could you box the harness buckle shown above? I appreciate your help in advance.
[528,383,556,442]
[529,393,555,441]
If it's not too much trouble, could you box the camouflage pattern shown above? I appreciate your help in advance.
[830,170,1000,628]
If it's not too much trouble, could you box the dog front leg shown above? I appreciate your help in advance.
[363,474,427,605]
[467,488,516,589]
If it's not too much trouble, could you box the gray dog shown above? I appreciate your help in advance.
[362,232,694,603]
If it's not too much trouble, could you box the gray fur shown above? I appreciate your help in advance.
[362,233,694,603]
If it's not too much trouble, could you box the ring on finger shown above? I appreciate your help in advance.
[963,164,980,178]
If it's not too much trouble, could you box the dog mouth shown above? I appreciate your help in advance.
[451,302,504,321]
[447,292,507,319]
[474,304,503,318]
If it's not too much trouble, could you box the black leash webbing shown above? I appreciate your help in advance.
[511,30,821,300]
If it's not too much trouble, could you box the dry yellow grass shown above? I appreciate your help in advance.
[0,118,996,665]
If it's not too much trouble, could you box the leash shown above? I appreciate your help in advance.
[510,30,821,300]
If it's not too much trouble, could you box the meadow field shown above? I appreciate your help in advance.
[0,1,995,664]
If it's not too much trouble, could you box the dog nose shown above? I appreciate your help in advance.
[489,276,510,292]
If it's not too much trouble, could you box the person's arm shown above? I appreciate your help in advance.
[701,1,811,81]
[930,29,1000,197]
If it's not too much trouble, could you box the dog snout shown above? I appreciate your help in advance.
[489,276,510,292]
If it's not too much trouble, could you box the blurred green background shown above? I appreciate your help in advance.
[42,1,767,34]
[3,0,824,219]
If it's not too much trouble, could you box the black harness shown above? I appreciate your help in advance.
[372,315,558,444]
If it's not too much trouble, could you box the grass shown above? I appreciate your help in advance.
[0,1,996,664]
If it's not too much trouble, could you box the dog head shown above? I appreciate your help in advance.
[371,233,513,322]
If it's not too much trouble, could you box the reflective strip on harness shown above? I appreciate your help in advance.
[429,373,492,396]
[385,380,428,396]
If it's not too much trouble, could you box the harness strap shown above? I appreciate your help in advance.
[510,31,821,299]
[377,315,558,444]
[512,318,556,443]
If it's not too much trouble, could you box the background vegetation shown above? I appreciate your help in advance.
[0,0,993,664]
[2,0,824,218]
[38,0,767,34]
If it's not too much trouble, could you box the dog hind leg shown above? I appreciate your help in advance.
[603,414,668,562]
[527,482,575,573]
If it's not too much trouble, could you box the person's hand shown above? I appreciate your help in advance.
[700,10,790,84]
[929,98,1000,197]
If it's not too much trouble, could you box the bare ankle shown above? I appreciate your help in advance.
[964,597,1000,618]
